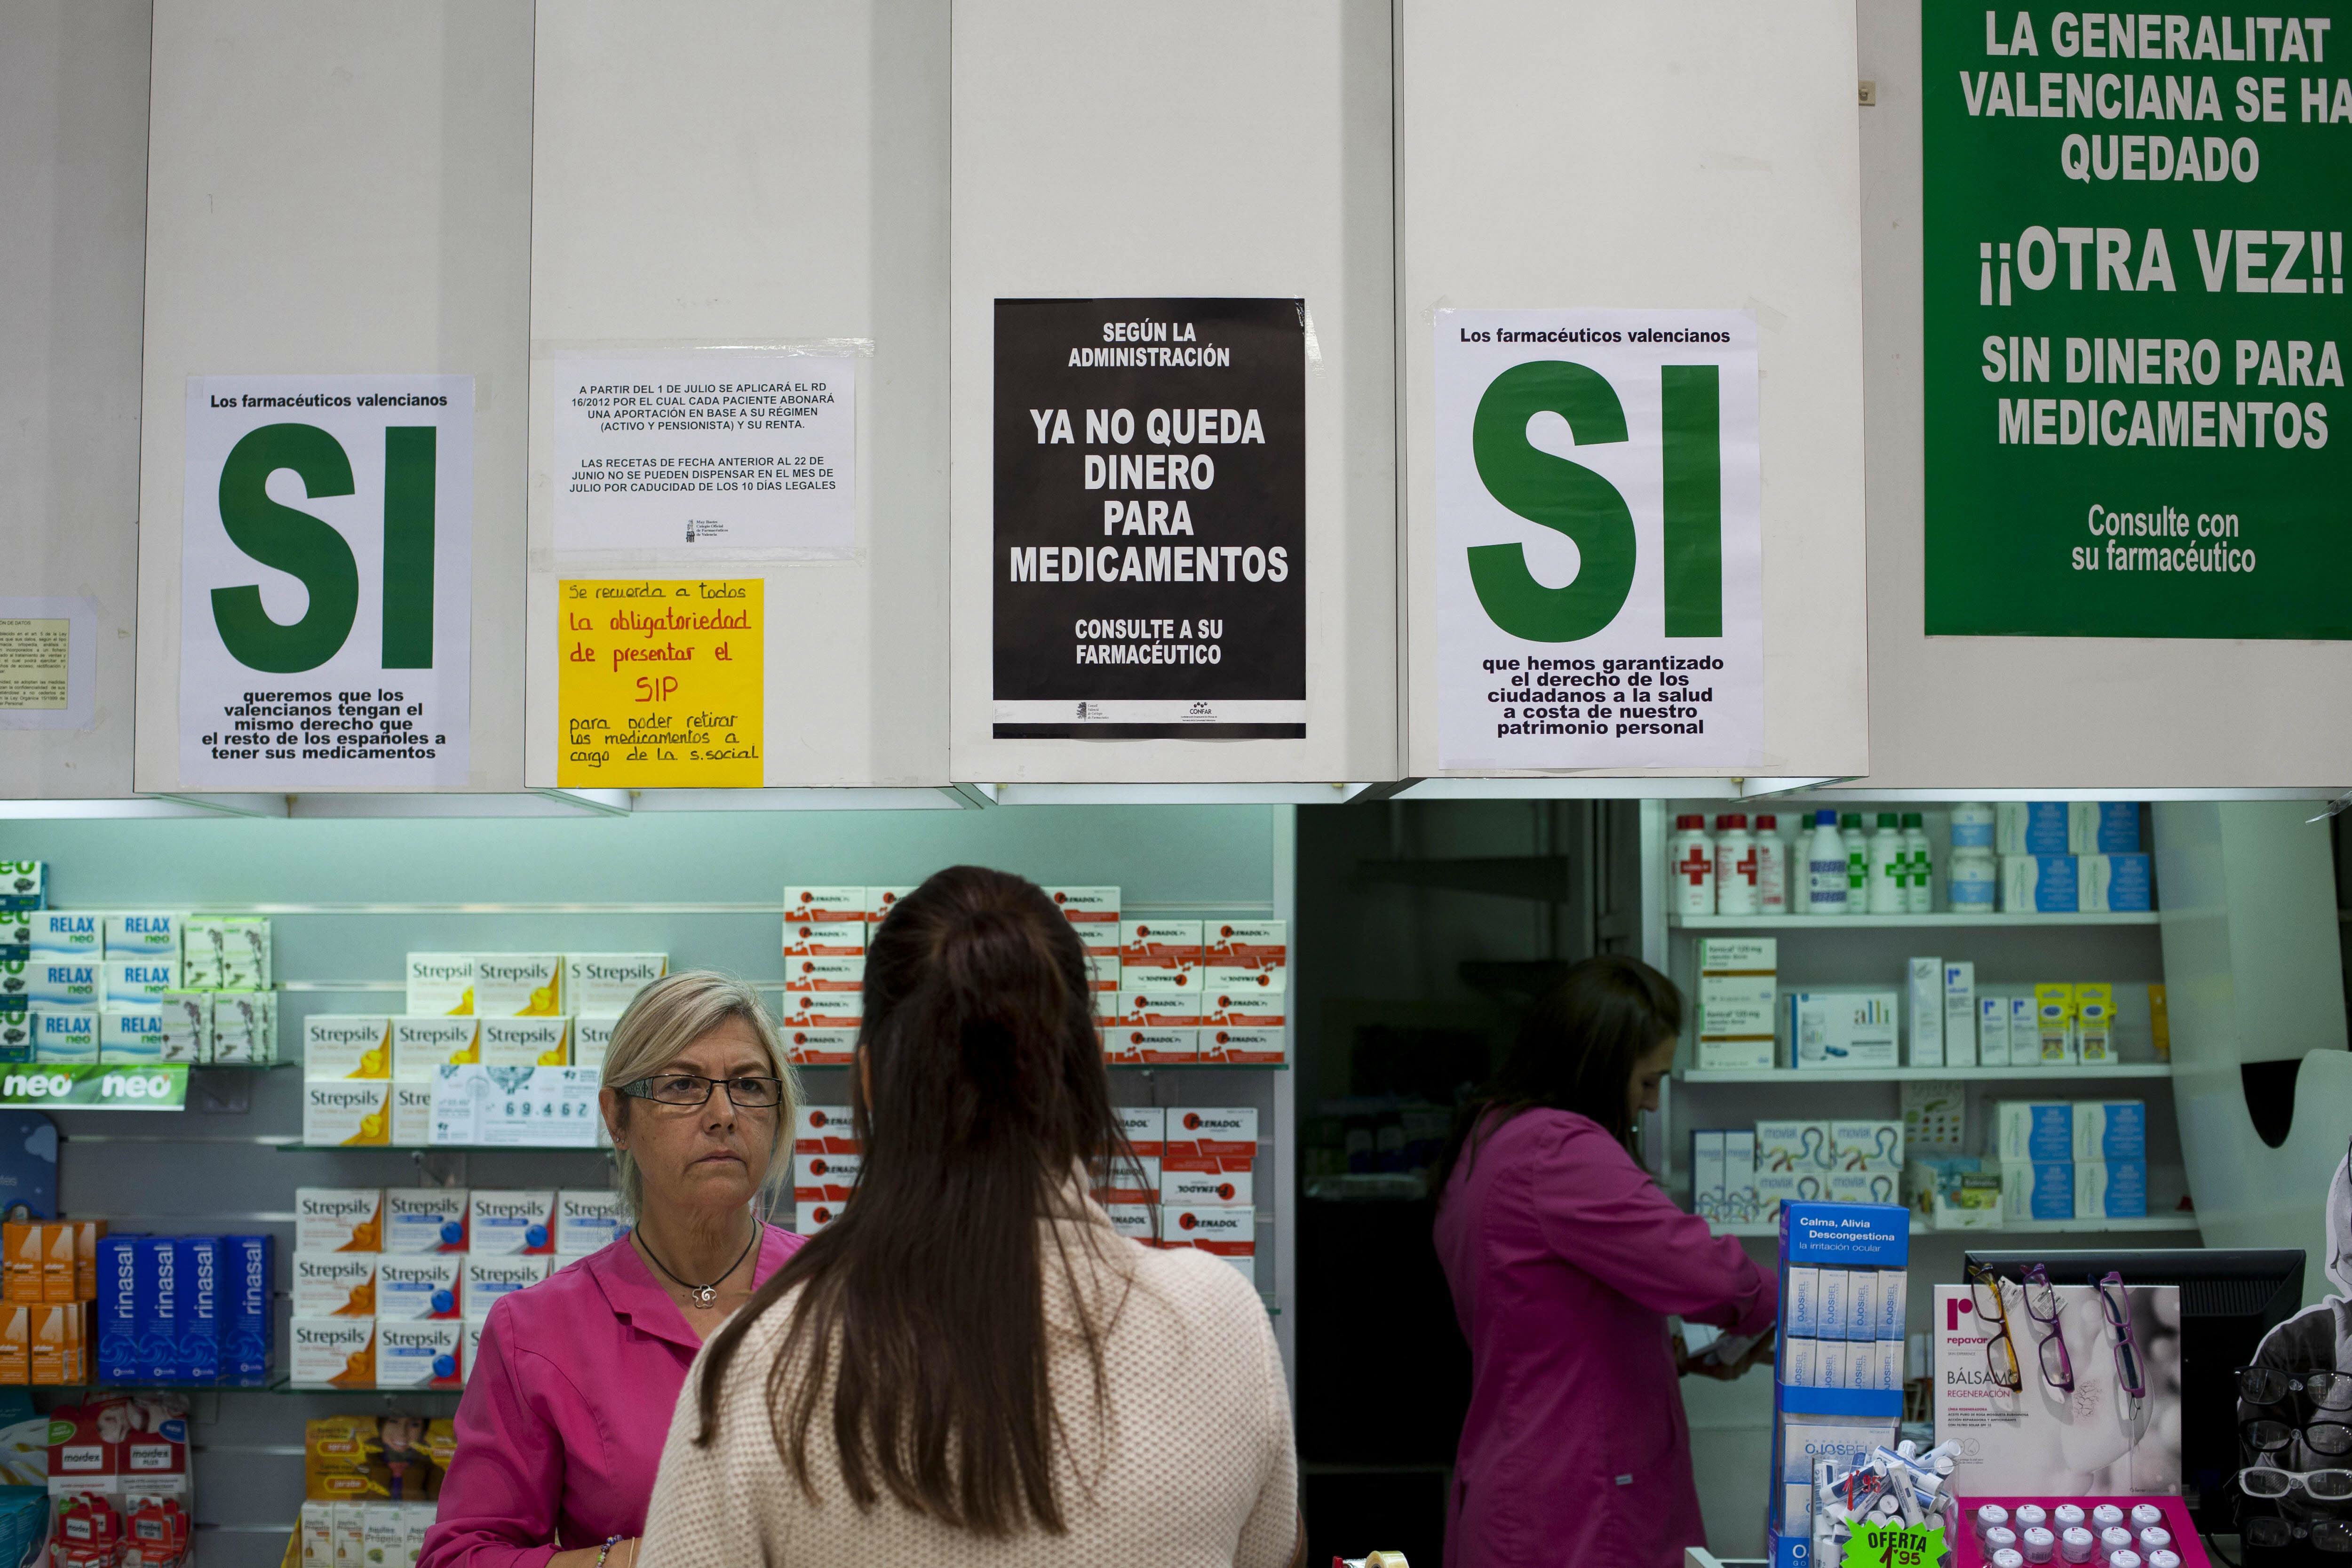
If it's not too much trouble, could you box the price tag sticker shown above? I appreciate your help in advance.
[1845,1520,1946,1568]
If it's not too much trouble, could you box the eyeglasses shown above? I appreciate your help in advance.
[2021,1264,2075,1394]
[1967,1262,2025,1392]
[2240,1365,2352,1412]
[2091,1271,2145,1399]
[619,1073,785,1109]
[2240,1465,2352,1501]
[2248,1517,2352,1553]
[2243,1417,2352,1457]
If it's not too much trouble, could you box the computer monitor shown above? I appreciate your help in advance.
[1963,1247,2306,1540]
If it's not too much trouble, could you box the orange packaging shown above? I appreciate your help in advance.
[1,1222,40,1305]
[42,1223,75,1304]
[73,1222,105,1301]
[0,1304,28,1383]
[30,1302,75,1385]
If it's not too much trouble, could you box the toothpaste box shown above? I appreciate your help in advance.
[1204,985,1286,1030]
[292,1253,378,1317]
[2002,854,2080,913]
[404,954,476,1016]
[2076,1159,2149,1219]
[1755,1121,1831,1173]
[2069,801,2142,855]
[28,913,98,955]
[2001,1160,2076,1223]
[1978,995,2013,1067]
[137,1236,179,1380]
[568,1016,616,1075]
[1995,1101,2074,1162]
[1200,1026,1285,1065]
[291,1317,377,1387]
[1158,1205,1255,1280]
[1105,1204,1157,1243]
[303,1082,391,1146]
[1162,1166,1253,1207]
[376,1319,462,1388]
[298,1190,384,1253]
[563,954,667,1017]
[1997,801,2072,856]
[1942,962,1977,1068]
[555,1190,629,1255]
[1905,958,1944,1068]
[223,1234,272,1383]
[782,955,865,993]
[384,1189,469,1254]
[102,958,178,1004]
[1788,992,1900,1070]
[865,886,919,927]
[795,1201,842,1234]
[389,1081,436,1146]
[1085,953,1121,994]
[27,960,98,1007]
[393,1016,480,1077]
[1830,1122,1903,1172]
[96,1236,140,1384]
[473,955,563,1018]
[375,1255,462,1320]
[784,1026,856,1066]
[468,1191,556,1256]
[99,1009,184,1064]
[1119,920,1203,977]
[461,1254,548,1313]
[479,1017,570,1069]
[32,1009,97,1062]
[209,989,277,1063]
[793,1152,861,1203]
[2074,1100,2147,1161]
[1045,888,1121,955]
[778,993,862,1032]
[1205,919,1286,977]
[1114,990,1204,1030]
[303,1016,393,1080]
[1103,1027,1198,1065]
[103,913,182,955]
[794,1105,859,1154]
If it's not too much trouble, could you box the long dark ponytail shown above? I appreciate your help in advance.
[693,865,1129,1536]
[1433,953,1683,1198]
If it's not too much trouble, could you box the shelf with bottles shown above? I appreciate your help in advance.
[1670,912,2159,931]
[1707,1215,2199,1239]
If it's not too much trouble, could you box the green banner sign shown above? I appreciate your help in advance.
[1845,1520,1946,1568]
[0,1065,188,1111]
[1924,4,2350,636]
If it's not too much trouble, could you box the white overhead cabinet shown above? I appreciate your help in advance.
[132,0,535,795]
[1398,1,1871,785]
[948,1,1399,786]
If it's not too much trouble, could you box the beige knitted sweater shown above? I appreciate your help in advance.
[638,1202,1298,1568]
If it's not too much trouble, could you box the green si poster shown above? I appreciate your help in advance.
[1924,3,2351,636]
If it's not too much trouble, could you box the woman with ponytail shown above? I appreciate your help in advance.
[638,866,1301,1568]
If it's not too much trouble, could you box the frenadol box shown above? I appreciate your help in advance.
[1166,1106,1257,1166]
[392,1016,479,1078]
[1044,888,1121,954]
[865,886,918,927]
[297,1188,384,1252]
[564,954,667,1017]
[783,1024,856,1066]
[556,1190,629,1255]
[103,912,181,955]
[795,1105,858,1154]
[1119,920,1203,977]
[461,1254,548,1313]
[303,1016,392,1081]
[1162,1166,1253,1207]
[1117,1105,1165,1157]
[1201,1026,1284,1065]
[1114,989,1204,1029]
[303,1082,391,1146]
[782,955,865,993]
[102,958,178,1004]
[1104,1026,1198,1065]
[468,1191,556,1255]
[795,1200,843,1234]
[1205,919,1286,977]
[291,1254,378,1318]
[375,1319,462,1388]
[290,1318,376,1387]
[1204,983,1285,1029]
[403,954,475,1016]
[782,889,866,956]
[779,993,862,1032]
[384,1189,468,1254]
[479,1017,570,1068]
[474,955,563,1017]
[793,1152,862,1203]
[1105,1204,1156,1243]
[375,1255,462,1321]
[1158,1205,1255,1279]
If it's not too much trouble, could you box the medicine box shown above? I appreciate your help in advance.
[103,913,180,954]
[393,1016,479,1078]
[27,961,97,1007]
[461,1255,548,1313]
[290,1319,376,1387]
[1997,802,2071,856]
[563,954,667,1017]
[99,1010,176,1064]
[1829,1122,1903,1172]
[303,1016,393,1081]
[1994,1101,2073,1162]
[2074,982,2117,1065]
[1200,1026,1284,1065]
[375,1256,462,1321]
[383,1189,468,1254]
[1784,1266,1820,1337]
[0,1011,24,1064]
[303,1082,390,1146]
[1116,990,1204,1030]
[1205,919,1287,976]
[1166,1107,1257,1163]
[2001,1160,2076,1222]
[2089,852,2153,912]
[1119,920,1203,976]
[297,1189,384,1253]
[1104,1204,1155,1243]
[783,1025,856,1066]
[1104,1026,1198,1065]
[479,1017,570,1069]
[102,958,177,1004]
[1724,1130,1758,1225]
[404,955,475,1016]
[1782,1337,1817,1388]
[2034,984,2077,1064]
[1085,953,1122,993]
[555,1190,629,1255]
[865,886,918,926]
[1846,1270,1878,1342]
[2076,1160,2149,1219]
[795,1105,860,1154]
[1756,1121,1830,1172]
[569,1017,615,1075]
[781,913,865,957]
[2010,996,2037,1062]
[190,915,271,988]
[1093,1154,1159,1205]
[778,993,862,1031]
[32,1009,98,1062]
[97,1237,138,1384]
[473,955,563,1018]
[1828,1170,1899,1204]
[389,1082,436,1147]
[2074,1101,2147,1161]
[1691,1131,1727,1221]
[1788,991,1900,1070]
[468,1191,556,1255]
[374,1318,461,1387]
[1816,1270,1848,1341]
[1156,1205,1254,1279]
[1978,995,2012,1067]
[292,1254,377,1318]
[1044,888,1121,955]
[1905,959,1943,1068]
[1754,1170,1805,1222]
[2069,801,2142,854]
[781,955,864,993]
[1161,1166,1252,1207]
[1942,962,1977,1068]
[224,1234,273,1384]
[783,887,866,928]
[1697,975,1777,1071]
[2002,854,2080,913]
[793,1152,861,1203]
[210,989,277,1063]
[28,913,98,955]
[1204,984,1285,1030]
[0,862,44,914]
[176,1237,222,1384]
[795,1200,842,1234]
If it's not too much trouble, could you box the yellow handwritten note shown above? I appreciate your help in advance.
[558,579,763,787]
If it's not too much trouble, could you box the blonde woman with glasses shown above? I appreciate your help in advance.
[422,971,803,1568]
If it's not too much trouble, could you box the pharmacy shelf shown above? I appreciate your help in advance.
[792,1060,1291,1072]
[1709,1215,2200,1238]
[272,1142,612,1153]
[1680,1064,2173,1084]
[1670,913,2160,930]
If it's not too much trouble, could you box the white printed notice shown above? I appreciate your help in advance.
[179,375,473,788]
[548,350,856,560]
[1432,309,1762,771]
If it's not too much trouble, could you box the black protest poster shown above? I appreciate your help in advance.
[993,297,1305,740]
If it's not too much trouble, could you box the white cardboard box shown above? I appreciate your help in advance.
[1942,962,1977,1068]
[290,1318,375,1387]
[1906,958,1944,1067]
[291,1254,378,1318]
[1789,992,1900,1070]
[296,1188,384,1252]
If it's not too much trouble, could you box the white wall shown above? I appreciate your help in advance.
[133,0,534,792]
[1397,0,1871,780]
[1847,1,2352,791]
[523,0,952,788]
[948,1,1398,784]
[0,0,150,797]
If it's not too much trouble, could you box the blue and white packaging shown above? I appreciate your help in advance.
[1783,1336,1817,1386]
[2069,802,2141,854]
[2077,1160,2149,1219]
[2074,1101,2147,1162]
[104,913,183,955]
[27,913,97,955]
[1880,1269,1907,1340]
[2000,1160,2076,1222]
[2080,852,2153,912]
[1997,802,2071,856]
[1769,1201,1910,1559]
[25,961,97,1007]
[1995,1101,2074,1162]
[136,1235,179,1381]
[1817,1269,1849,1340]
[222,1234,274,1383]
[100,1011,172,1064]
[1786,1265,1819,1336]
[31,1009,97,1063]
[176,1236,222,1383]
[467,1191,555,1256]
[376,1255,463,1320]
[97,1234,143,1383]
[1979,995,2013,1067]
[1846,1269,1879,1341]
[384,1189,469,1254]
[102,958,177,1003]
[2001,854,2080,913]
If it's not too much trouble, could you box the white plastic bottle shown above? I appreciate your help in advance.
[1948,801,1996,852]
[1753,814,1789,915]
[1901,811,1935,913]
[1948,846,1997,913]
[1867,812,1907,913]
[1669,813,1716,916]
[1714,814,1758,915]
[1840,812,1870,916]
[1805,810,1849,915]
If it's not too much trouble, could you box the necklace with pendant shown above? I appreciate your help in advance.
[637,1221,758,1308]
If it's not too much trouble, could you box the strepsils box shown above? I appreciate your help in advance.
[304,1016,393,1080]
[563,953,666,1016]
[1205,986,1286,1029]
[1045,888,1121,954]
[404,955,475,1016]
[102,958,178,1003]
[779,993,862,1031]
[1119,920,1203,975]
[303,1082,391,1146]
[568,1016,616,1075]
[292,1254,378,1318]
[1104,1027,1198,1064]
[1094,1154,1160,1204]
[784,1026,856,1066]
[1114,989,1203,1029]
[793,1152,861,1203]
[104,912,181,955]
[1086,954,1121,993]
[782,955,864,993]
[780,915,865,958]
[27,961,97,1007]
[99,1010,174,1064]
[461,1254,548,1311]
[1158,1205,1255,1277]
[1167,1106,1257,1162]
[795,1105,858,1154]
[1200,1027,1284,1065]
[393,1016,479,1077]
[1117,1105,1165,1157]
[1162,1166,1253,1206]
[1106,1204,1156,1243]
[389,1081,436,1146]
[473,955,563,1017]
[32,1009,97,1062]
[865,886,918,926]
[383,1189,469,1253]
[290,1318,376,1387]
[556,1190,629,1255]
[375,1255,461,1320]
[297,1188,384,1252]
[1204,919,1286,976]
[479,1017,569,1068]
[468,1191,556,1255]
[376,1319,462,1388]
[28,913,98,955]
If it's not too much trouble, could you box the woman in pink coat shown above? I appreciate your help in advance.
[1434,955,1777,1568]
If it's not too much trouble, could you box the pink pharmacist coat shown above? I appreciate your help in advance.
[1434,1109,1775,1568]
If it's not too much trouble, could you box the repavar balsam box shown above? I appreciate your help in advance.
[469,1191,556,1255]
[303,1016,393,1080]
[564,953,667,1016]
[376,1319,462,1388]
[384,1189,468,1253]
[403,954,475,1016]
[291,1318,377,1387]
[296,1188,384,1253]
[473,955,563,1017]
